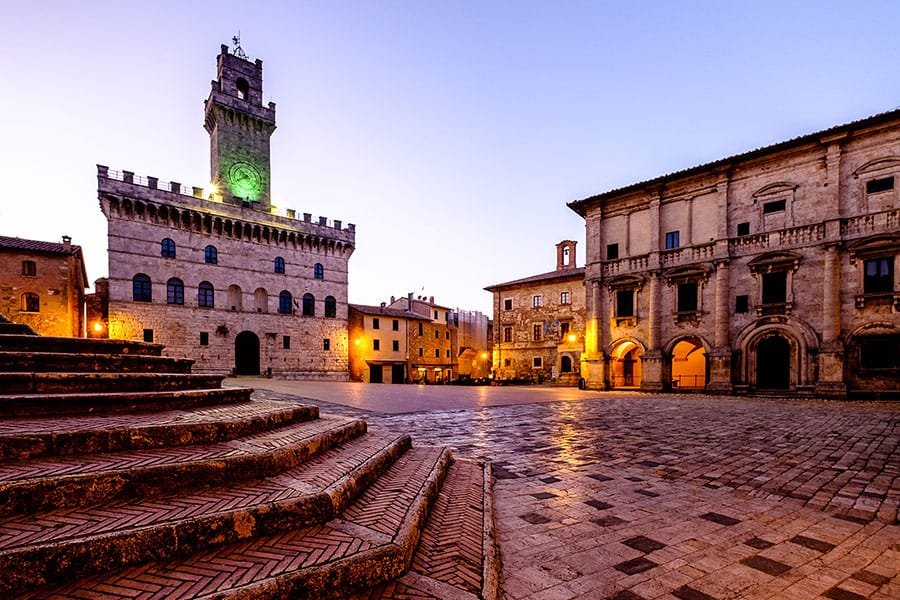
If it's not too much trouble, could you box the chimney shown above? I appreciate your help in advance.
[61,235,72,248]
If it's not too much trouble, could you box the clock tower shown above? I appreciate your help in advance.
[204,43,276,210]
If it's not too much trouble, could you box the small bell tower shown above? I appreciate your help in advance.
[203,38,276,210]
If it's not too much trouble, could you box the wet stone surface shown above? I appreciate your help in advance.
[243,381,900,600]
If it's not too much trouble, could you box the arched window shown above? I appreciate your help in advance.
[133,274,152,302]
[274,256,285,274]
[166,278,184,305]
[254,287,268,313]
[21,260,36,276]
[302,293,315,316]
[236,77,249,100]
[20,292,39,312]
[324,295,337,318]
[161,238,176,258]
[314,263,324,279]
[205,245,218,264]
[278,290,293,314]
[198,281,214,308]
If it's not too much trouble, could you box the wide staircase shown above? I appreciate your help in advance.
[0,319,498,599]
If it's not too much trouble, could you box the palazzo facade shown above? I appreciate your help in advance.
[98,44,354,379]
[570,110,900,398]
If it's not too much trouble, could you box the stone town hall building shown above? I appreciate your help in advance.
[570,109,900,398]
[97,44,354,378]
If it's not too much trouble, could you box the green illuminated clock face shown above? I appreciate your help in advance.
[228,162,262,198]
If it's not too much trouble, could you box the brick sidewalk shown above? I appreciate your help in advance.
[245,382,899,600]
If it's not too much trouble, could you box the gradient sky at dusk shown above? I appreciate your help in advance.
[3,1,900,314]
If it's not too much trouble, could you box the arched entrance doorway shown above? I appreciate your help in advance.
[757,335,790,389]
[235,331,260,375]
[560,355,573,373]
[610,340,643,388]
[671,338,707,390]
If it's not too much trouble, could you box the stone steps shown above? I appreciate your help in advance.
[1,331,498,599]
[0,399,317,461]
[0,351,194,373]
[0,334,163,356]
[0,387,253,417]
[0,432,411,594]
[23,446,453,600]
[0,372,225,394]
[0,415,366,515]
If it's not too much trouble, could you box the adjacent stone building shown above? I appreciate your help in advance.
[0,235,87,337]
[485,241,586,384]
[570,109,900,398]
[98,44,355,378]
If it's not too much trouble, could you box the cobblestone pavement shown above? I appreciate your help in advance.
[233,379,900,600]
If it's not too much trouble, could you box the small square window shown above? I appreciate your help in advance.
[446,349,450,358]
[503,327,512,343]
[435,348,440,358]
[561,322,570,337]
[372,317,380,330]
[435,329,440,339]
[199,332,209,346]
[533,295,542,308]
[445,331,450,339]
[616,290,634,318]
[503,299,512,310]
[373,339,380,351]
[323,338,330,351]
[21,260,36,276]
[735,295,749,313]
[143,329,154,343]
[866,177,894,194]
[665,231,680,250]
[392,340,399,352]
[533,357,542,368]
[763,200,786,214]
[418,323,423,336]
[434,310,438,319]
[677,282,698,313]
[737,222,750,236]
[283,335,290,349]
[392,319,399,331]
[533,323,543,341]
[560,291,570,305]
[419,347,424,357]
[607,243,619,260]
[864,257,893,294]
[762,272,787,304]
[504,358,511,367]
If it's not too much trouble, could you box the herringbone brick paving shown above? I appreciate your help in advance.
[0,431,405,552]
[27,447,450,599]
[245,381,899,600]
[0,399,315,459]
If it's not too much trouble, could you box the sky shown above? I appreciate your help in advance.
[3,1,900,314]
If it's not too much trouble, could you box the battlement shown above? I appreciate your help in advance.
[96,165,355,237]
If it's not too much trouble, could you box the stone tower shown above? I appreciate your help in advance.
[203,43,277,210]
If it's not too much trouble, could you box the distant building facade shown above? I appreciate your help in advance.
[570,110,900,398]
[348,304,430,383]
[98,44,355,378]
[486,241,586,384]
[453,309,492,381]
[0,235,87,337]
[388,295,458,383]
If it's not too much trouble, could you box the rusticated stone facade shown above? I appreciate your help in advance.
[570,110,900,398]
[98,44,355,379]
[0,236,87,337]
[486,241,586,385]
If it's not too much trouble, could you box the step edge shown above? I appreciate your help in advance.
[0,435,413,594]
[0,403,319,461]
[0,418,367,515]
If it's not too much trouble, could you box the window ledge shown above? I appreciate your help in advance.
[614,317,636,327]
[674,310,701,325]
[757,301,792,316]
[855,292,900,309]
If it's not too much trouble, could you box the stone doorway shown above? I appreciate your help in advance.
[369,364,384,383]
[671,338,707,390]
[234,331,260,375]
[757,335,790,389]
[391,364,405,384]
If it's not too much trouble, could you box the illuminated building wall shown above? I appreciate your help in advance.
[0,235,87,337]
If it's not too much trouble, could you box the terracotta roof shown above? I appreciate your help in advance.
[0,236,82,255]
[485,267,585,292]
[349,304,432,320]
[568,106,900,216]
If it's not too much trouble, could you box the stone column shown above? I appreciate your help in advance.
[707,259,733,394]
[684,197,693,247]
[642,271,665,392]
[582,279,608,389]
[816,244,847,398]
